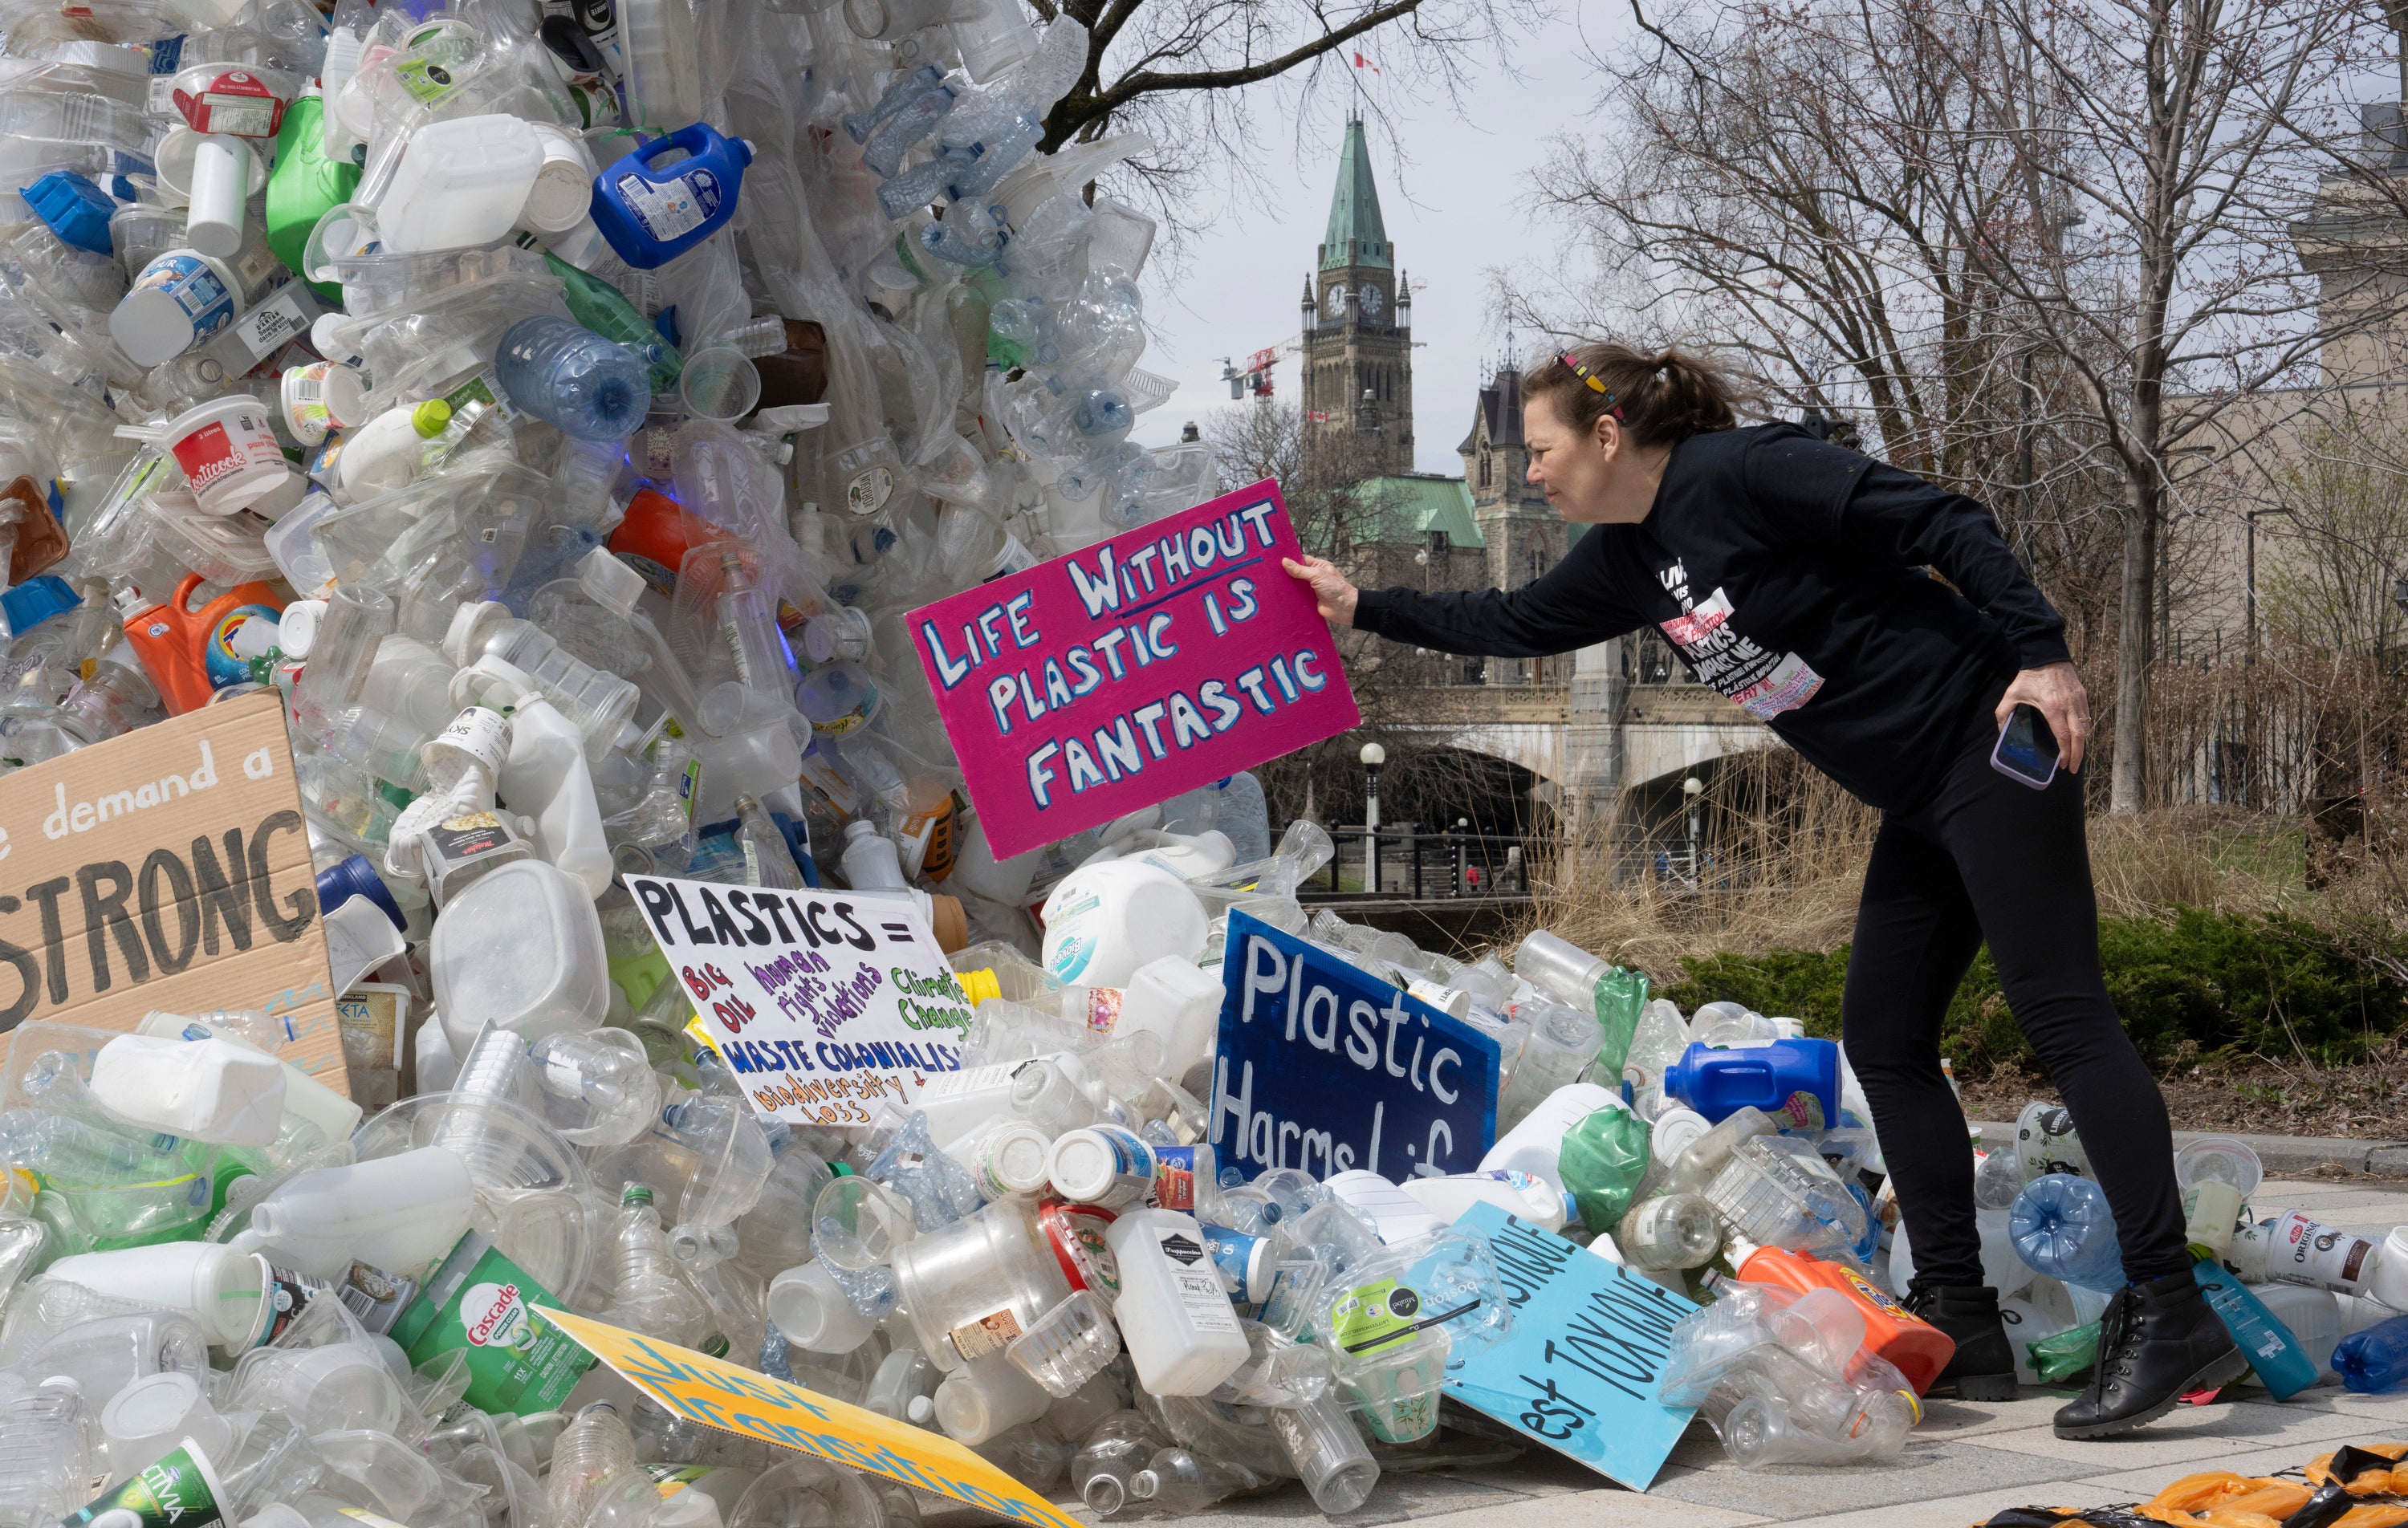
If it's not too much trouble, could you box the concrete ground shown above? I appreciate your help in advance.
[1047,1175,2408,1527]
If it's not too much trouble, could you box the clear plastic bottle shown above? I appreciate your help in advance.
[1125,1449,1263,1514]
[2008,1174,2123,1293]
[1617,1193,1723,1270]
[1497,1002,1607,1133]
[442,600,640,746]
[1268,1390,1377,1513]
[494,316,649,441]
[0,1377,104,1526]
[604,1183,711,1349]
[546,1402,640,1528]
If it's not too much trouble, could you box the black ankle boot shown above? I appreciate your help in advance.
[1903,1280,2018,1402]
[2053,1268,2246,1439]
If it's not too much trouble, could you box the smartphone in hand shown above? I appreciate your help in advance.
[1991,703,2061,790]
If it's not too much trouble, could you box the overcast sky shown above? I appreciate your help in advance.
[1127,4,1625,476]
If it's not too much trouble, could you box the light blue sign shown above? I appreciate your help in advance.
[1445,1201,1699,1491]
[1210,909,1499,1179]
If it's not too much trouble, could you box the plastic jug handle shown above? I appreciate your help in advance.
[173,571,206,612]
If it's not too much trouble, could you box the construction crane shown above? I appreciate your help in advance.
[1220,335,1304,400]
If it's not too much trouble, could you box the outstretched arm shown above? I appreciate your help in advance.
[1283,536,1640,659]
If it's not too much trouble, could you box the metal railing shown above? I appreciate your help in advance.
[1300,825,1540,900]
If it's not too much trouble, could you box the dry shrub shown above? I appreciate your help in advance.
[1527,749,1879,988]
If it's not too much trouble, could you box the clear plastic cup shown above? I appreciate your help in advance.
[677,345,762,421]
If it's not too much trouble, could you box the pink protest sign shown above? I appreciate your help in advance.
[909,479,1360,860]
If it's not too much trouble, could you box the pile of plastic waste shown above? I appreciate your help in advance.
[0,0,2399,1517]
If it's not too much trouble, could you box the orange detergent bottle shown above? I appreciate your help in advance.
[121,573,287,713]
[1730,1242,1956,1395]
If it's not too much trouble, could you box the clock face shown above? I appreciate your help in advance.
[1323,284,1348,315]
[1359,283,1385,316]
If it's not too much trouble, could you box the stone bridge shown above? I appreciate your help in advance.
[1386,636,1778,873]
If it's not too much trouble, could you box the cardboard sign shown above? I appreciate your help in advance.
[1444,1202,1698,1490]
[909,480,1360,860]
[624,875,973,1128]
[0,691,344,1091]
[535,1308,1084,1528]
[1209,908,1499,1180]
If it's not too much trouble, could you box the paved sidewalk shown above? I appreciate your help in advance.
[1043,1176,2408,1527]
[1969,1121,2408,1178]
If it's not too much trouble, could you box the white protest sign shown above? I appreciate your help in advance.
[624,876,974,1127]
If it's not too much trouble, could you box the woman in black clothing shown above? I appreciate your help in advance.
[1283,343,2240,1439]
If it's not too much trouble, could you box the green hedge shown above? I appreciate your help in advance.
[1659,908,2408,1074]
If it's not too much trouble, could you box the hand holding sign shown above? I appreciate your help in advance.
[909,482,1360,860]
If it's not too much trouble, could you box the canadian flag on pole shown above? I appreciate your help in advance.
[1352,51,1380,73]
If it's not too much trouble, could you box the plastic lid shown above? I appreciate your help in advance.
[440,600,506,667]
[990,1127,1050,1194]
[22,171,117,255]
[409,400,454,438]
[620,1182,655,1207]
[957,968,1001,1006]
[844,819,877,842]
[277,597,327,658]
[101,1370,201,1441]
[0,575,79,636]
[1047,1130,1120,1203]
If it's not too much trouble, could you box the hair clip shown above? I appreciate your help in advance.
[1556,351,1626,421]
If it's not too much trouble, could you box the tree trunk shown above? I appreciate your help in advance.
[2111,477,2158,813]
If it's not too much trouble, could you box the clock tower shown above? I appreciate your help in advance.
[1300,114,1413,476]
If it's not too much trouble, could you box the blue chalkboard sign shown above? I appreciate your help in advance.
[1209,909,1501,1180]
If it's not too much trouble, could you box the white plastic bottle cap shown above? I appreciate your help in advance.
[986,1124,1051,1197]
[277,598,328,658]
[1046,1129,1121,1205]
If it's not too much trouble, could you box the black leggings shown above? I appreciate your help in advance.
[1840,718,2190,1289]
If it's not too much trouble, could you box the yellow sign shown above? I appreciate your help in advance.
[533,1308,1081,1528]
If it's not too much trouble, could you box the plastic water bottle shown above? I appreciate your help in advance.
[2009,1174,2124,1292]
[495,316,649,441]
[2335,1312,2408,1393]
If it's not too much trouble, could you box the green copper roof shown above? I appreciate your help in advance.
[1348,475,1483,546]
[1320,116,1392,271]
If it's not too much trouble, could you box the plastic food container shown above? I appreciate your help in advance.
[429,859,612,1047]
[112,249,242,365]
[280,360,368,445]
[136,396,295,513]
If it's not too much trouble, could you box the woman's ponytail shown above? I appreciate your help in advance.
[1523,343,1747,449]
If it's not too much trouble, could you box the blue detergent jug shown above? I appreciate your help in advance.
[590,124,755,270]
[1663,1038,1840,1128]
[2194,1258,2318,1399]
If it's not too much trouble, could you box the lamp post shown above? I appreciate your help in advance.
[1682,774,1704,887]
[1361,742,1385,894]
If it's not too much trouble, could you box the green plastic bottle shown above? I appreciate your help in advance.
[543,251,683,391]
[264,90,360,304]
[1592,965,1649,1079]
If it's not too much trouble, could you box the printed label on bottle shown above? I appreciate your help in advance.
[615,167,722,244]
[1152,1144,1205,1212]
[2271,1210,2375,1290]
[393,56,462,104]
[1199,1222,1271,1301]
[846,465,893,516]
[1776,1090,1826,1132]
[442,371,517,421]
[1158,1231,1240,1334]
[172,70,281,135]
[434,705,512,777]
[1039,1201,1121,1295]
[58,1440,228,1528]
[946,1303,1025,1361]
[1328,1277,1422,1355]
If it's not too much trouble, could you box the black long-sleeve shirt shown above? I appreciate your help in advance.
[1352,423,2072,813]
